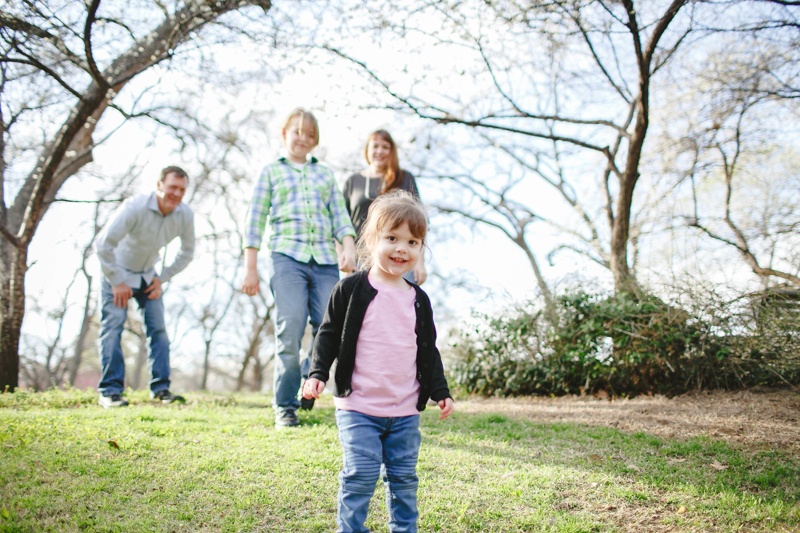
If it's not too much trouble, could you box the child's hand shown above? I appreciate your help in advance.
[241,270,260,296]
[339,250,356,273]
[339,236,356,273]
[437,398,454,420]
[303,378,326,399]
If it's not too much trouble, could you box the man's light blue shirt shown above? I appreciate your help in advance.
[95,192,195,288]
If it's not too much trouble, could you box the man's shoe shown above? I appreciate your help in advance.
[275,409,300,429]
[152,389,186,404]
[99,394,129,408]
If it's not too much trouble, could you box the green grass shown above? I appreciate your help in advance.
[1,389,799,532]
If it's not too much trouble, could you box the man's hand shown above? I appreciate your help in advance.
[112,283,133,308]
[144,277,163,300]
[302,378,326,399]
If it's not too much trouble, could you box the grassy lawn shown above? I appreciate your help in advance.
[1,389,798,532]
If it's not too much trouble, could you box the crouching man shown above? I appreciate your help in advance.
[94,166,195,408]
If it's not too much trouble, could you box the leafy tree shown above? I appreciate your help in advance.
[680,38,800,288]
[325,0,799,298]
[0,0,273,391]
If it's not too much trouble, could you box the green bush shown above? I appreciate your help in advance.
[447,287,800,397]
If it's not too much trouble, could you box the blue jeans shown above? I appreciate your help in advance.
[269,253,339,414]
[335,410,421,533]
[98,278,170,396]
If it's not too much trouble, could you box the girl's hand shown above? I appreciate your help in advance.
[303,378,326,399]
[437,398,454,420]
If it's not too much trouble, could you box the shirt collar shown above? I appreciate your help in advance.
[146,191,182,217]
[146,192,161,213]
[279,156,318,165]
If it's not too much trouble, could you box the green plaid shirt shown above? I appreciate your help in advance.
[244,157,355,265]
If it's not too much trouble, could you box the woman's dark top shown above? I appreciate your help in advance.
[342,170,420,238]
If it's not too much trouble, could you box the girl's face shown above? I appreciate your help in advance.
[282,117,317,164]
[369,221,421,284]
[367,137,392,172]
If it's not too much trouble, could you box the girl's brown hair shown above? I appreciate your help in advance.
[364,129,401,193]
[356,189,427,270]
[282,107,320,146]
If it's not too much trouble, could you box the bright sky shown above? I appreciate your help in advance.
[20,2,780,364]
[22,60,552,355]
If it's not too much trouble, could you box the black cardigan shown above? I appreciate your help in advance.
[309,270,451,412]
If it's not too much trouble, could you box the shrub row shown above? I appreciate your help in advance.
[447,289,800,397]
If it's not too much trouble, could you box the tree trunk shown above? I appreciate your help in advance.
[68,274,94,387]
[237,336,259,391]
[608,0,685,295]
[0,243,26,391]
[252,357,265,392]
[515,235,555,318]
[201,340,211,390]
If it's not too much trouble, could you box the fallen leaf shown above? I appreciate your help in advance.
[589,454,603,462]
[710,460,729,471]
[107,439,120,449]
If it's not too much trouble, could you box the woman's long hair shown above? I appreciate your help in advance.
[364,129,401,193]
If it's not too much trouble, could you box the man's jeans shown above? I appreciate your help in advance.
[98,278,171,396]
[335,410,421,533]
[269,253,339,414]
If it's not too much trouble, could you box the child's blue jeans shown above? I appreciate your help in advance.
[269,252,339,415]
[335,409,421,533]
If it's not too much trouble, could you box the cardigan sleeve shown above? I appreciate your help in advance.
[309,279,347,382]
[421,290,452,403]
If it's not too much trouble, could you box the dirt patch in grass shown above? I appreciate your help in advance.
[457,389,800,453]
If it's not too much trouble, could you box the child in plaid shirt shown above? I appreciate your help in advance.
[242,108,356,428]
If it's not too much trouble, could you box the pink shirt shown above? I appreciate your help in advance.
[334,276,420,417]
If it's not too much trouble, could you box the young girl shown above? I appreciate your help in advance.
[342,129,427,285]
[303,189,454,533]
[242,108,356,428]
